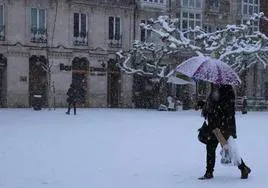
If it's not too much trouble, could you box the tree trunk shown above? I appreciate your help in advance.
[158,78,168,107]
[242,69,247,97]
[47,71,52,110]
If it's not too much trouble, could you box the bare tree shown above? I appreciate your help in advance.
[118,13,268,74]
[117,13,268,102]
[38,0,59,110]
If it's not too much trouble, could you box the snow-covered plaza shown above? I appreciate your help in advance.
[0,108,267,188]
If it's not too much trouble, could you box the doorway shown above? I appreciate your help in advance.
[0,54,7,107]
[29,55,47,107]
[72,57,89,104]
[107,59,121,108]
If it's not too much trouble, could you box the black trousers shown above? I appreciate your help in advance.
[67,102,76,115]
[206,138,218,172]
[206,138,245,172]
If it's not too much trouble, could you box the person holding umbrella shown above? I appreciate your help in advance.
[198,84,251,179]
[176,56,251,179]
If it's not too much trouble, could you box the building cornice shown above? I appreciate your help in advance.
[69,0,135,10]
[48,51,73,59]
[0,42,112,59]
[7,51,29,57]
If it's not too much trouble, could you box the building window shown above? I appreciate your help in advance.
[203,25,212,33]
[179,12,202,31]
[182,0,202,8]
[73,13,88,46]
[196,0,201,8]
[31,8,47,43]
[108,16,122,48]
[140,20,152,42]
[203,25,224,33]
[209,0,219,8]
[242,0,259,16]
[0,5,4,41]
[243,19,259,33]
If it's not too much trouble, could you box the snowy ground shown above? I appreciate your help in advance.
[0,108,267,188]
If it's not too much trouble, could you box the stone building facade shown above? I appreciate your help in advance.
[0,0,134,108]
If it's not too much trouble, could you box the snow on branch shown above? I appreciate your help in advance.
[116,42,169,79]
[118,12,268,78]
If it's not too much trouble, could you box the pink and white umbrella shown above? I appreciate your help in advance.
[175,56,241,85]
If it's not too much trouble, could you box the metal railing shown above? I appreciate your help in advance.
[108,36,122,48]
[0,25,5,41]
[73,31,88,46]
[31,28,47,43]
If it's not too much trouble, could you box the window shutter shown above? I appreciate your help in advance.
[81,14,87,37]
[39,9,45,30]
[109,17,114,40]
[73,13,79,37]
[0,5,3,26]
[31,8,37,29]
[115,17,120,40]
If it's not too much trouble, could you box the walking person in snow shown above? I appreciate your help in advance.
[66,84,78,115]
[199,84,251,180]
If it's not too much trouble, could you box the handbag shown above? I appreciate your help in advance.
[198,120,210,144]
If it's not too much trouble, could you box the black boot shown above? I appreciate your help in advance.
[66,105,71,115]
[238,160,251,179]
[73,103,77,115]
[198,171,214,180]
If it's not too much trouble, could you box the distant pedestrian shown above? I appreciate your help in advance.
[66,84,78,115]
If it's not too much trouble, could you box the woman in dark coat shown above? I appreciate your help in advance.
[199,84,251,180]
[66,84,78,115]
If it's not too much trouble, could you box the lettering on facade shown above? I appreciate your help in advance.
[60,64,107,75]
[90,72,106,76]
[90,67,106,76]
[90,67,106,72]
[60,63,72,71]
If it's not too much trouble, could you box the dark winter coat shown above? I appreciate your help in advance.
[203,85,237,140]
[67,85,78,104]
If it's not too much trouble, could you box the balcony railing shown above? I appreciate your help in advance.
[108,37,122,48]
[0,25,5,41]
[73,31,88,46]
[31,28,47,43]
[140,1,166,9]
